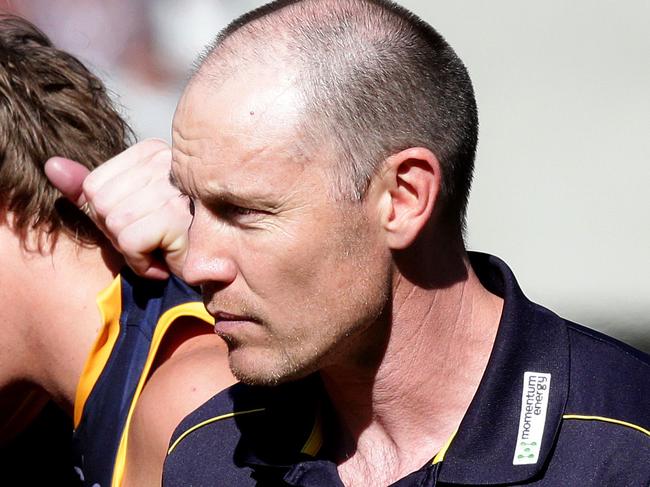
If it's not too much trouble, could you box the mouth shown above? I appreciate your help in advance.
[211,310,258,336]
[212,310,251,322]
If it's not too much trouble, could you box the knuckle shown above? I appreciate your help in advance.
[89,192,110,216]
[116,231,138,254]
[104,211,126,235]
[164,197,192,225]
[142,138,169,151]
[165,193,181,206]
[166,194,189,212]
[140,139,170,160]
[145,179,176,201]
[82,175,99,198]
[148,149,173,170]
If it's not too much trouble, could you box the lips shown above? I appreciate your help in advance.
[210,310,260,338]
[212,310,252,322]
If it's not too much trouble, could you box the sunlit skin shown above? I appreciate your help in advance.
[171,62,503,485]
[171,68,394,385]
[44,145,237,487]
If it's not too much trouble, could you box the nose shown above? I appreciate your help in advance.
[181,224,238,288]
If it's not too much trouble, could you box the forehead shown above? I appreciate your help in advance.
[171,69,315,194]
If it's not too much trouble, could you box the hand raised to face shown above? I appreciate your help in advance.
[44,139,192,279]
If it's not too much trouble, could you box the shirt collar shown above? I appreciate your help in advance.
[437,252,570,484]
[239,253,570,485]
[235,375,325,470]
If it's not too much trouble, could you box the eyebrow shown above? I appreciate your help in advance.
[169,170,280,211]
[202,188,280,212]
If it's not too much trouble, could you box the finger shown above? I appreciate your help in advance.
[103,180,188,238]
[122,201,189,276]
[157,197,192,277]
[83,139,170,197]
[44,157,91,206]
[89,148,172,218]
[116,208,189,279]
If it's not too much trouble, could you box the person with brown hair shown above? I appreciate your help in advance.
[0,15,234,486]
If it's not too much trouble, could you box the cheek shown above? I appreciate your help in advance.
[235,205,389,317]
[278,218,387,303]
[232,215,341,309]
[237,225,328,299]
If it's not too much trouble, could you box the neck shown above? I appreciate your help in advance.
[0,226,123,414]
[321,247,503,485]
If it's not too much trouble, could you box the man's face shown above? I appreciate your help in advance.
[171,70,392,385]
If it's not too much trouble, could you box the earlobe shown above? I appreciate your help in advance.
[381,148,441,250]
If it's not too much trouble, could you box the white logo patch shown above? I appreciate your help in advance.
[513,372,551,465]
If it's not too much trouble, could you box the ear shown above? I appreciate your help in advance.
[376,147,442,250]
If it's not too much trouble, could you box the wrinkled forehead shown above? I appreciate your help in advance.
[171,70,327,194]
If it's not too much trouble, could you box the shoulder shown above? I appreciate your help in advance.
[163,383,270,487]
[167,381,273,456]
[564,321,650,430]
[74,270,214,487]
[130,330,235,446]
[548,321,650,482]
[123,333,234,486]
[164,377,321,487]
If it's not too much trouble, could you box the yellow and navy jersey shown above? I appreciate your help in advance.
[73,268,212,487]
[163,253,650,486]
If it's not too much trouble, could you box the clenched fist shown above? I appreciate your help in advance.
[45,139,192,279]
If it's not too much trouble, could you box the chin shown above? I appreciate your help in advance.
[227,345,320,387]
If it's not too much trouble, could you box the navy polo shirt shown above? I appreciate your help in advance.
[164,253,650,486]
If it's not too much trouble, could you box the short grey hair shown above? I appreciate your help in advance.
[196,0,478,234]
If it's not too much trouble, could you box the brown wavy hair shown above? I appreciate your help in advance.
[0,14,133,248]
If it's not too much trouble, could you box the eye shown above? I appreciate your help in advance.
[217,203,257,219]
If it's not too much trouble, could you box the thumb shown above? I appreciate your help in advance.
[44,157,90,206]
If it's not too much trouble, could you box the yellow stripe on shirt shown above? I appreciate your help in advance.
[111,302,213,487]
[73,275,122,428]
[563,414,650,437]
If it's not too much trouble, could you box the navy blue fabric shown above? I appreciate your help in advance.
[73,268,204,487]
[164,253,650,486]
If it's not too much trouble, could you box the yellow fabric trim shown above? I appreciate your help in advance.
[300,403,323,457]
[167,408,267,456]
[432,428,458,465]
[73,275,122,428]
[563,414,650,437]
[111,301,213,487]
